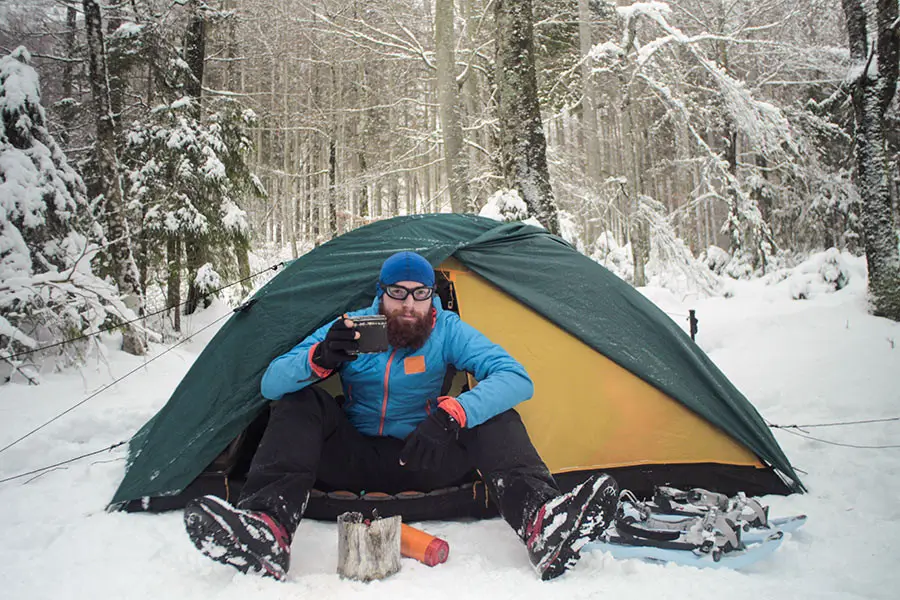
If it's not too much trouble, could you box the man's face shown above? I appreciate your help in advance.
[379,280,433,350]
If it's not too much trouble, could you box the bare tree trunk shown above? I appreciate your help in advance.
[842,0,900,320]
[225,0,240,91]
[307,13,321,245]
[460,0,483,208]
[329,136,338,237]
[632,218,649,286]
[494,0,560,234]
[83,0,145,355]
[374,178,383,217]
[60,4,78,147]
[327,60,341,238]
[435,0,471,213]
[359,151,370,218]
[284,86,298,259]
[105,7,125,123]
[406,168,416,214]
[167,237,182,333]
[311,154,321,245]
[578,0,600,179]
[184,3,209,315]
[423,90,434,211]
[723,115,742,251]
[389,156,400,215]
[625,103,649,286]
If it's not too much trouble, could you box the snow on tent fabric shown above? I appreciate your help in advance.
[111,214,803,521]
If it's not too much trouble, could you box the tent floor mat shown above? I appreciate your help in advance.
[120,463,790,522]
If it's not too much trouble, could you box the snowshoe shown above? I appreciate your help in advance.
[184,495,292,580]
[586,490,798,570]
[524,473,619,580]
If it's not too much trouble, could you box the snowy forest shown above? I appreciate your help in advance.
[1,0,898,379]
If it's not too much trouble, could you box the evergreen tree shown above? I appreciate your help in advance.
[0,47,136,379]
[117,2,262,330]
[123,98,260,325]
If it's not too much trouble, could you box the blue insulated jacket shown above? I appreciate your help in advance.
[260,296,534,439]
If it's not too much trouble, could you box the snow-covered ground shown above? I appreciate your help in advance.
[2,253,899,599]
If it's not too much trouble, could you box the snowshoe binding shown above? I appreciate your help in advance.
[184,495,292,580]
[653,485,770,529]
[524,473,619,580]
[611,492,742,559]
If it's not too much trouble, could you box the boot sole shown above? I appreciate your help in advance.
[184,497,287,581]
[539,474,619,580]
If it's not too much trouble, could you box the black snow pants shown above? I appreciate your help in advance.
[238,386,560,538]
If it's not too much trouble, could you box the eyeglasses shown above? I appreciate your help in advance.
[382,282,435,301]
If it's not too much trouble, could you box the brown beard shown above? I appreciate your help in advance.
[379,301,433,350]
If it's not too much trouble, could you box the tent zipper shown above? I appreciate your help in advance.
[378,349,398,436]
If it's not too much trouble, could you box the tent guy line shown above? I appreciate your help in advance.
[769,417,900,428]
[773,426,900,450]
[0,262,286,363]
[0,441,127,485]
[0,311,234,458]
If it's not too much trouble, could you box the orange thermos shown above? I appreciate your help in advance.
[400,523,450,566]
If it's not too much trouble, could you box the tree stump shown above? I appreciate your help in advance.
[336,512,401,581]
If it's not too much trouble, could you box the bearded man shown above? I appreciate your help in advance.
[184,251,617,581]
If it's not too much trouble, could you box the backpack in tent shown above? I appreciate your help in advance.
[112,214,803,521]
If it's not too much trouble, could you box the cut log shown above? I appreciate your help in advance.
[336,512,401,581]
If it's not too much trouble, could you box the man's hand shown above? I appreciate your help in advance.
[311,316,359,371]
[399,407,461,471]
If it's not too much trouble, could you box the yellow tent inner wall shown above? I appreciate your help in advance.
[440,259,763,473]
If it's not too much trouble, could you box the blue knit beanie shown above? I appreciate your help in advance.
[378,251,435,293]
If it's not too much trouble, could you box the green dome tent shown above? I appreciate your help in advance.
[112,214,803,520]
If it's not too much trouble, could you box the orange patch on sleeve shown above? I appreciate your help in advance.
[404,355,426,374]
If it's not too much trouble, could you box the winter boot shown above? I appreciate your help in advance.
[184,495,292,580]
[524,473,618,580]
